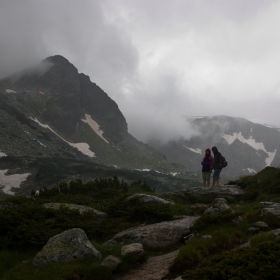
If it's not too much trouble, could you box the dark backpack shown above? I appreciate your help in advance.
[221,155,227,168]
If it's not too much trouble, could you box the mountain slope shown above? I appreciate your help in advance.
[0,55,197,195]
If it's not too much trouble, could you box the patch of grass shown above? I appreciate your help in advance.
[2,256,112,280]
[170,223,247,275]
[182,240,280,280]
[0,250,36,279]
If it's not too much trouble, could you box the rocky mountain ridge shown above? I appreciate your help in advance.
[148,115,280,180]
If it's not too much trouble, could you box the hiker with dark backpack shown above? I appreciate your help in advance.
[211,146,227,187]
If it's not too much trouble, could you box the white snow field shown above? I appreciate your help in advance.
[223,132,276,166]
[0,170,30,195]
[30,117,95,157]
[81,114,109,144]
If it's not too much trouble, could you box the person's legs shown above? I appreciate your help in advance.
[213,169,222,187]
[203,179,206,186]
[205,172,210,187]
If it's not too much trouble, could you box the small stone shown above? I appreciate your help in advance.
[101,255,122,270]
[121,243,145,262]
[201,235,212,239]
[253,221,269,230]
[248,227,260,234]
[271,229,280,240]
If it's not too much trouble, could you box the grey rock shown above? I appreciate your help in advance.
[248,227,260,234]
[232,216,243,224]
[271,229,280,240]
[104,216,199,250]
[204,197,234,217]
[126,193,173,204]
[121,243,145,261]
[33,228,102,265]
[253,221,269,230]
[259,202,280,209]
[201,235,212,239]
[260,202,280,219]
[43,203,107,223]
[101,255,122,270]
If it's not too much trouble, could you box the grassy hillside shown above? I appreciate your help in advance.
[168,166,280,279]
[1,167,280,279]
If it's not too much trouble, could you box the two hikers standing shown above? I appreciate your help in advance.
[201,146,224,187]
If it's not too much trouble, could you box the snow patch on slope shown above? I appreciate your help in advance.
[5,89,16,93]
[0,169,30,195]
[223,132,276,166]
[82,114,109,144]
[30,117,95,157]
[182,145,202,154]
[247,168,257,174]
[0,151,7,157]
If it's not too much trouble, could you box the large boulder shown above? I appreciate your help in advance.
[104,217,199,250]
[126,193,173,204]
[43,203,107,223]
[33,228,102,265]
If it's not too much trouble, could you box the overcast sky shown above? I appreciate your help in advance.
[1,0,280,142]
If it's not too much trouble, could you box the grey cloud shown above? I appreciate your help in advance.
[1,0,280,145]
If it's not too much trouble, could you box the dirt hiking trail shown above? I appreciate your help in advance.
[114,250,180,280]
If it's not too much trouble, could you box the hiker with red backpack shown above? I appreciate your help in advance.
[201,148,214,187]
[211,146,227,187]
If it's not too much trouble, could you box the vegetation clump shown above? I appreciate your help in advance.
[182,240,280,280]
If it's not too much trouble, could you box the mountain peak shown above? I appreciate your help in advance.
[44,55,72,66]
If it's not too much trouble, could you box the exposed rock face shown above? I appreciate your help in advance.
[104,217,199,250]
[43,203,107,223]
[101,255,122,270]
[126,193,173,204]
[189,185,244,199]
[260,202,280,218]
[121,243,145,262]
[33,228,102,265]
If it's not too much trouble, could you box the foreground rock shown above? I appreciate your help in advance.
[126,193,173,204]
[33,228,102,265]
[105,217,199,250]
[43,203,107,223]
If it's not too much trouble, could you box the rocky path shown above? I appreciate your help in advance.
[114,250,179,280]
